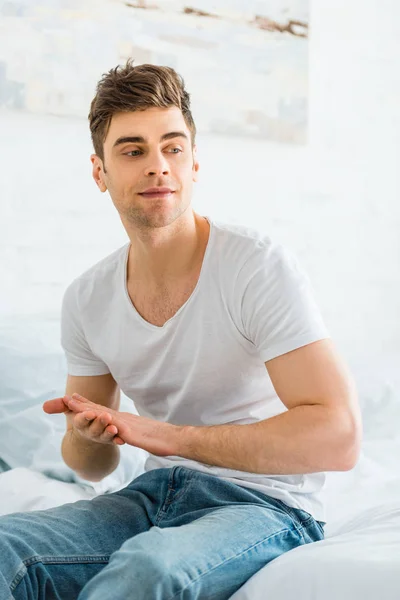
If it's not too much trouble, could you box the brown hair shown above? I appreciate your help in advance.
[88,59,196,163]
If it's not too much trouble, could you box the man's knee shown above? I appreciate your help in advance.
[107,528,191,595]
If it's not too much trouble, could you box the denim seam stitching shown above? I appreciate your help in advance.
[23,555,110,566]
[154,467,178,524]
[155,475,196,526]
[9,563,27,593]
[167,469,196,505]
[315,521,325,535]
[10,555,110,594]
[168,523,305,600]
[271,498,316,527]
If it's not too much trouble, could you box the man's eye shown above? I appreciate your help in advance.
[125,150,142,157]
[169,148,182,154]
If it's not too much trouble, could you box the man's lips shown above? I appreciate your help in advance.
[138,187,175,198]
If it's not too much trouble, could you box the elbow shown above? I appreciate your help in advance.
[338,413,363,471]
[340,443,361,471]
[74,471,105,483]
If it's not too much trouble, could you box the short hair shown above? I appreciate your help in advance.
[88,59,196,162]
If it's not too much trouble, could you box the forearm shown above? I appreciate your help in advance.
[60,392,360,476]
[62,429,120,482]
[177,405,359,474]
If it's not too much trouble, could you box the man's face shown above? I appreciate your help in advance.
[91,106,199,230]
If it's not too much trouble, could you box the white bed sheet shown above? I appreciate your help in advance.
[0,467,96,516]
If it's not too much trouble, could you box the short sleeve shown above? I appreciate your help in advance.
[60,280,111,376]
[240,241,330,363]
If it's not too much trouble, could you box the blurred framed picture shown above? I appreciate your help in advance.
[0,0,309,143]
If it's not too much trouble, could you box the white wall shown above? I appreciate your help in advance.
[0,0,399,385]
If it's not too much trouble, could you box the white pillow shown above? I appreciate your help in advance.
[0,316,147,493]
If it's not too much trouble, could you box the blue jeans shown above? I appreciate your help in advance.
[0,466,325,600]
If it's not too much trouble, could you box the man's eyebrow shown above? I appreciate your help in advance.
[113,131,189,148]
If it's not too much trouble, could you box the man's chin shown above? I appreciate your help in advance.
[131,208,184,229]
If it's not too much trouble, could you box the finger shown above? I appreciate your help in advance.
[81,412,117,440]
[82,411,98,421]
[71,393,89,402]
[65,397,93,414]
[95,423,120,444]
[73,412,94,432]
[71,393,96,407]
[71,394,114,419]
[83,412,108,436]
[98,412,112,424]
[113,436,125,445]
[74,412,104,434]
[103,424,118,437]
[84,411,112,425]
[96,414,118,439]
[43,398,69,414]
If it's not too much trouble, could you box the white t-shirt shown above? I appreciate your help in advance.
[61,216,330,521]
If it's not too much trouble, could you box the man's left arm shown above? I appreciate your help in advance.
[176,338,363,474]
[55,339,363,474]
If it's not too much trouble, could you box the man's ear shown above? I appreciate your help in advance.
[90,154,107,192]
[192,145,199,183]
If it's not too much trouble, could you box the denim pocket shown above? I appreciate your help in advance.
[290,508,315,527]
[269,497,313,526]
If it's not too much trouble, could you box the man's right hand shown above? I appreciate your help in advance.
[71,408,122,445]
[43,396,124,446]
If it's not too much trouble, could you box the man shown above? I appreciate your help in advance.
[0,60,362,600]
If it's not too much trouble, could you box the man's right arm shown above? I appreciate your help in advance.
[61,373,121,482]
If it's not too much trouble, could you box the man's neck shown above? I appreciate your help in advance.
[127,212,209,287]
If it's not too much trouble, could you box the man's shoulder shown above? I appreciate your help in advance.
[211,217,272,245]
[64,242,129,305]
[77,243,129,282]
[210,216,277,267]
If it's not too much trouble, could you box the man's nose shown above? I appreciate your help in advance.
[144,152,170,177]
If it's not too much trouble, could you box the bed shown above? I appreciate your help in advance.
[1,316,399,599]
